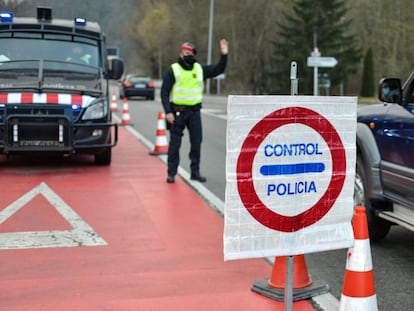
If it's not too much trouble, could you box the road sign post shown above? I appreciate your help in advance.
[307,55,337,96]
[286,61,298,310]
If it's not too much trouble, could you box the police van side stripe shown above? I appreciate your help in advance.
[0,93,95,107]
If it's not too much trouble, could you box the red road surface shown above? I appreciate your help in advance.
[0,127,316,310]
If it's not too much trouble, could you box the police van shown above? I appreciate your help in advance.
[0,8,124,165]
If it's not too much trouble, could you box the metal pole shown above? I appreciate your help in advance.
[290,61,298,96]
[311,47,320,96]
[312,29,319,96]
[284,61,297,311]
[313,66,318,96]
[285,256,294,311]
[206,0,214,95]
[158,40,162,80]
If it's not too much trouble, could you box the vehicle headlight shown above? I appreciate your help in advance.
[82,98,108,120]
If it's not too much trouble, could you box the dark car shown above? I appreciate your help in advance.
[355,74,414,241]
[120,75,155,100]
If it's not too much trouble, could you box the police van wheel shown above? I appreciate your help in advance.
[95,148,111,165]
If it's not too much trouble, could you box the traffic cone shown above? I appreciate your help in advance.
[110,92,118,112]
[120,97,132,125]
[251,254,329,301]
[339,206,378,310]
[268,255,312,289]
[149,111,168,155]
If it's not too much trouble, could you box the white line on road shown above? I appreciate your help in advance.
[0,182,107,249]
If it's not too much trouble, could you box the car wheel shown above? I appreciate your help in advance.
[355,155,391,241]
[95,148,111,165]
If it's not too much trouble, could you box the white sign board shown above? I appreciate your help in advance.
[224,96,357,260]
[307,56,338,68]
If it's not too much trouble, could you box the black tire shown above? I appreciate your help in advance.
[355,155,391,241]
[94,148,111,165]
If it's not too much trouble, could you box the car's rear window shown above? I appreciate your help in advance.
[129,77,149,83]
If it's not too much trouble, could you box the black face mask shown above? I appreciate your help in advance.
[183,55,195,65]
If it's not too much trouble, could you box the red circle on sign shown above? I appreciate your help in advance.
[236,106,346,232]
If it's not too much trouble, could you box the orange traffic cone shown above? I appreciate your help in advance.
[110,92,118,112]
[120,97,132,125]
[149,111,168,155]
[339,206,378,310]
[251,254,328,301]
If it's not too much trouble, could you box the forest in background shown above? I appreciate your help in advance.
[1,0,414,96]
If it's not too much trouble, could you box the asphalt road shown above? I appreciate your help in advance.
[114,86,414,311]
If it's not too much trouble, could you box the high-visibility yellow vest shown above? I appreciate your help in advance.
[171,62,203,106]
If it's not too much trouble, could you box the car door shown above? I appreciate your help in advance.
[378,100,414,205]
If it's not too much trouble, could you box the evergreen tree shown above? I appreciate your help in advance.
[360,48,375,97]
[268,0,361,95]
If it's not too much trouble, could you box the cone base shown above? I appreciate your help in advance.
[120,120,132,126]
[251,278,329,302]
[149,151,168,156]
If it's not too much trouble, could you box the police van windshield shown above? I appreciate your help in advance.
[0,36,99,68]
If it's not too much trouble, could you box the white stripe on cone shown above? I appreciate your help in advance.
[155,134,168,146]
[157,117,166,130]
[340,295,378,311]
[346,239,373,271]
[150,112,168,154]
[121,100,131,125]
[111,93,118,111]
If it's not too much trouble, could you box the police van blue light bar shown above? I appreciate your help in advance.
[74,17,87,26]
[0,11,14,24]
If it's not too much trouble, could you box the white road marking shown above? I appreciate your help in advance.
[0,182,107,249]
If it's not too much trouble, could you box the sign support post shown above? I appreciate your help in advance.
[284,61,298,311]
[311,48,320,96]
[285,256,293,311]
[250,62,331,305]
[307,49,338,96]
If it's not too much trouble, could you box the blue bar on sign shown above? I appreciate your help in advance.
[260,162,325,176]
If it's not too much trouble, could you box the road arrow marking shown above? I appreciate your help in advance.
[0,182,107,249]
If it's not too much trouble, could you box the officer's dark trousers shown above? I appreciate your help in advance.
[167,109,202,177]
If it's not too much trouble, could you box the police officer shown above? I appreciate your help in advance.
[66,46,92,64]
[161,39,228,183]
